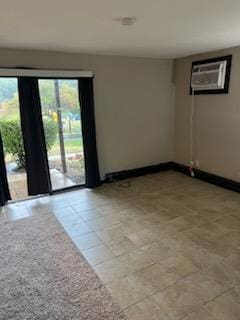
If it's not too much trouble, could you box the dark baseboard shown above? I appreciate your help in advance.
[105,162,173,182]
[104,161,240,192]
[172,162,240,193]
[105,161,240,193]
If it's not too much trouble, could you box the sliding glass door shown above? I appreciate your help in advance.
[0,77,29,201]
[0,77,85,201]
[0,72,99,205]
[38,79,85,191]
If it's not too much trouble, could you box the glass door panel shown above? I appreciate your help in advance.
[0,77,29,201]
[38,79,85,191]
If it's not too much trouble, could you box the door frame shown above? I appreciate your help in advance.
[0,68,93,199]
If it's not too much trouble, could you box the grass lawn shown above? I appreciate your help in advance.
[48,138,83,156]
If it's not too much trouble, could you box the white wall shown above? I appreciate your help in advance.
[173,46,240,181]
[0,48,173,179]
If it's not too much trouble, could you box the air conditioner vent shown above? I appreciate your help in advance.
[191,61,227,91]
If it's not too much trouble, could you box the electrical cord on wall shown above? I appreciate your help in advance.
[189,88,195,177]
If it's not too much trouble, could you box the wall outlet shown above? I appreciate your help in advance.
[195,160,200,167]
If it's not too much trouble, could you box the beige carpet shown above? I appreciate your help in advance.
[0,213,127,320]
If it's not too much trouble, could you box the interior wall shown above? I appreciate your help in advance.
[0,48,173,179]
[173,46,240,181]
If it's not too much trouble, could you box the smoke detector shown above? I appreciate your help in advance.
[113,16,137,26]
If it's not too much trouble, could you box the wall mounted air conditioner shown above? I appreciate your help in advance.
[191,60,227,91]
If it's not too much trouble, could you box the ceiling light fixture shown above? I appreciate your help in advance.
[113,16,137,26]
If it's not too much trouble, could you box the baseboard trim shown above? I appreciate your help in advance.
[172,162,240,193]
[105,161,240,193]
[105,162,173,182]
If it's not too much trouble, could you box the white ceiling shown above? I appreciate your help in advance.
[1,0,240,58]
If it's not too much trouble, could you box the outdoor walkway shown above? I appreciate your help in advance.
[8,169,76,201]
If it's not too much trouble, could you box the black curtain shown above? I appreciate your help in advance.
[78,78,101,188]
[18,77,52,195]
[0,130,11,206]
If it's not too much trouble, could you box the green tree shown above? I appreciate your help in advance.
[60,84,79,115]
[0,118,58,168]
[38,80,79,116]
[38,80,55,113]
[0,93,19,119]
[0,78,18,103]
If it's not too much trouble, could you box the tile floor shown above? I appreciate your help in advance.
[1,171,240,320]
[8,168,76,201]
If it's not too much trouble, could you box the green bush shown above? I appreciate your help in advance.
[0,120,25,168]
[43,117,58,151]
[0,117,57,168]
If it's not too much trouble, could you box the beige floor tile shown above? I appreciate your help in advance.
[232,211,240,221]
[152,282,206,320]
[64,221,93,237]
[199,261,240,290]
[183,263,239,300]
[86,214,122,231]
[182,307,214,320]
[140,239,181,264]
[222,251,240,269]
[125,228,160,247]
[93,258,128,284]
[117,248,155,274]
[124,296,173,320]
[153,260,240,319]
[107,273,159,309]
[184,286,240,320]
[203,285,240,320]
[52,206,77,218]
[57,213,84,227]
[97,204,123,215]
[96,225,127,244]
[107,238,138,256]
[70,201,98,212]
[136,255,199,291]
[176,235,224,268]
[4,171,240,320]
[75,208,105,222]
[82,243,114,265]
[139,210,176,224]
[215,215,240,233]
[186,233,237,260]
[163,216,199,233]
[135,263,179,291]
[5,205,30,221]
[188,220,229,241]
[152,262,238,320]
[73,232,103,250]
[219,229,240,249]
[120,218,147,235]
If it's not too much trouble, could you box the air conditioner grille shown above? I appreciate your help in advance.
[193,72,219,85]
[193,64,221,72]
[191,60,227,91]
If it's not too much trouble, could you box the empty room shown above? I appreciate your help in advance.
[0,1,240,319]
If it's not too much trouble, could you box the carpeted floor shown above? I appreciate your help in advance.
[0,213,127,320]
